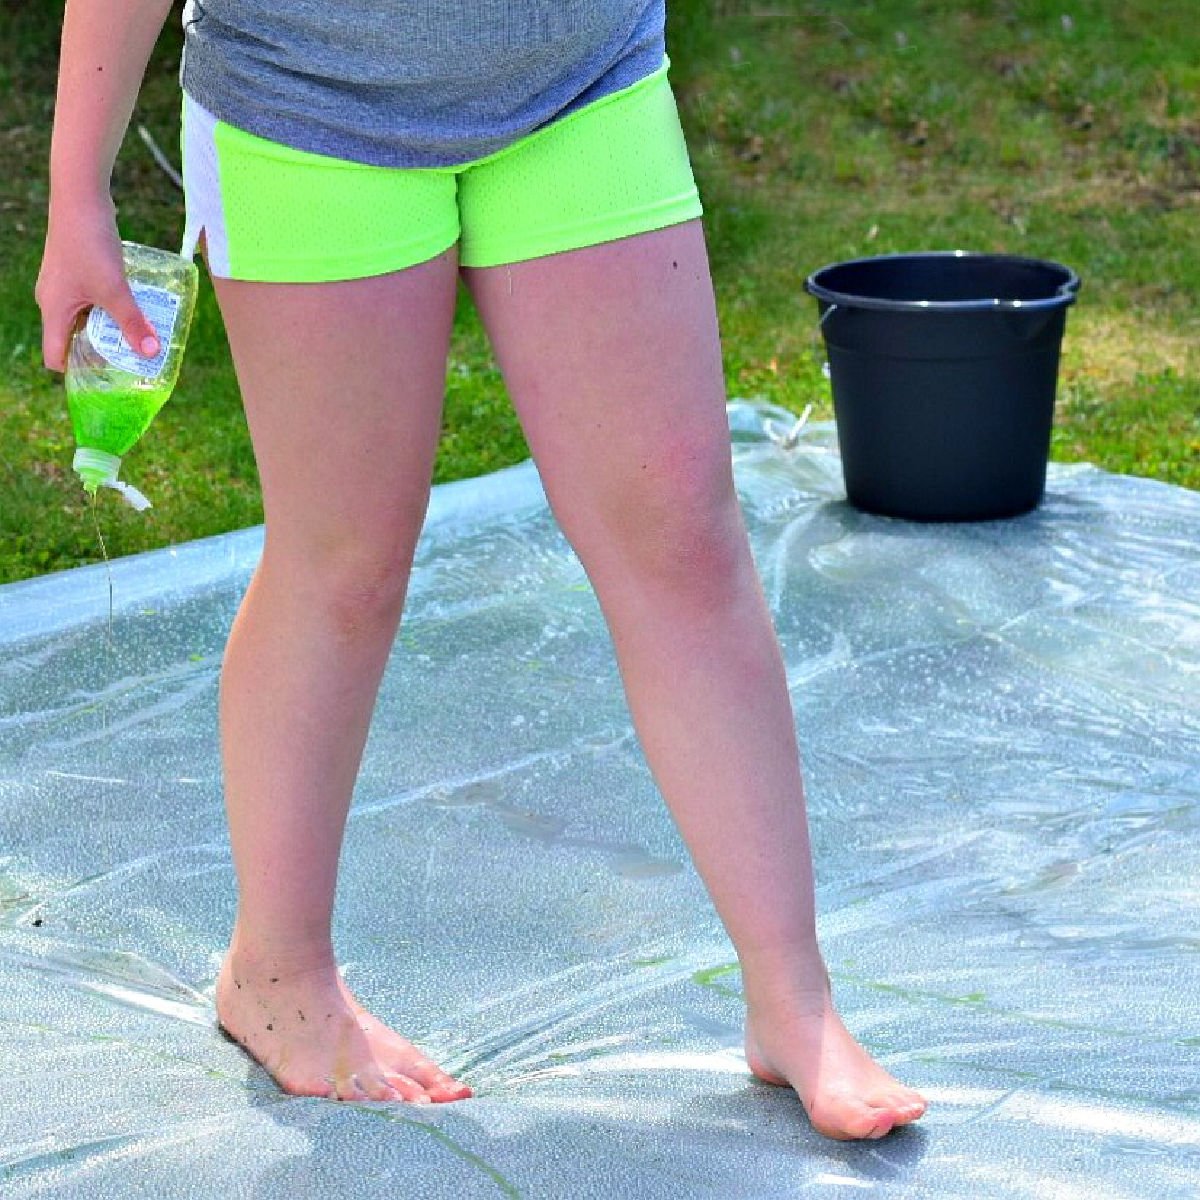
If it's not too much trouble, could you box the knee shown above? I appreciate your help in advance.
[328,552,413,634]
[588,435,749,598]
[264,537,416,639]
[647,502,750,606]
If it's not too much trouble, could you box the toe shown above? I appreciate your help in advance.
[330,1071,405,1103]
[875,1088,926,1122]
[333,1073,369,1101]
[866,1110,897,1138]
[399,1055,473,1102]
[810,1099,891,1141]
[858,1104,897,1139]
[424,1072,474,1102]
[356,1072,405,1103]
[383,1072,433,1104]
[280,1073,336,1099]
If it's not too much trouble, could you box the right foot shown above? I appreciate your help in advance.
[214,950,472,1103]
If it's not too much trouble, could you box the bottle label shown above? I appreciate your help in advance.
[85,282,182,379]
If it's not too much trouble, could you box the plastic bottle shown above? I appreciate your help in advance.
[66,241,199,509]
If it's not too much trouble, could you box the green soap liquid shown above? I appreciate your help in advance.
[67,369,175,463]
[64,241,199,489]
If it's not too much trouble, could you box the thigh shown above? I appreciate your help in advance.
[456,60,730,579]
[181,91,463,565]
[459,217,736,584]
[208,246,461,568]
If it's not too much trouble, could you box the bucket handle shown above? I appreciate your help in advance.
[764,403,814,451]
[761,304,834,451]
[811,302,837,380]
[756,303,835,451]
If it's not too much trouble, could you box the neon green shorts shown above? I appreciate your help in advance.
[179,55,703,282]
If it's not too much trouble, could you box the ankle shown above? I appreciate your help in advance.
[227,924,337,981]
[737,938,831,1009]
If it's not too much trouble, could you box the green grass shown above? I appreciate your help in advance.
[2,0,1197,584]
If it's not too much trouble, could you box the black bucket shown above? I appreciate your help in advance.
[804,251,1081,521]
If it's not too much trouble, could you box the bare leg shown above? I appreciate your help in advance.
[461,221,927,1139]
[209,243,470,1103]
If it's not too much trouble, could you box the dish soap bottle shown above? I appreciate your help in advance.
[66,241,199,509]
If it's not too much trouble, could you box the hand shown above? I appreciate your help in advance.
[34,192,161,372]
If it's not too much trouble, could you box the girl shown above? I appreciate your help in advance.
[36,0,927,1139]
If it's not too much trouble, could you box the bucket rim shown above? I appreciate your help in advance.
[804,250,1081,312]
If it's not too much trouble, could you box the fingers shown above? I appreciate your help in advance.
[35,269,86,375]
[34,201,160,373]
[97,276,161,361]
[38,302,81,375]
[37,281,160,375]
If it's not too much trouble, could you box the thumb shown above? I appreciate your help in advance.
[98,279,161,359]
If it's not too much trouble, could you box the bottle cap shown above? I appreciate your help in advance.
[72,448,153,511]
[73,447,122,489]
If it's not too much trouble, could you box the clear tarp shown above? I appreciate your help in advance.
[2,398,1198,1197]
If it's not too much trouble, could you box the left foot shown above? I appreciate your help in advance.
[743,958,928,1140]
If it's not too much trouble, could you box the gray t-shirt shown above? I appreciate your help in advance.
[179,1,667,168]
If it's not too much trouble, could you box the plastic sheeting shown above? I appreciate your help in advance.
[1,397,1198,1198]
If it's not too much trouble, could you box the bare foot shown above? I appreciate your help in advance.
[742,958,927,1140]
[214,949,472,1104]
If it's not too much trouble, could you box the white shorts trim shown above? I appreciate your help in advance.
[180,91,232,277]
